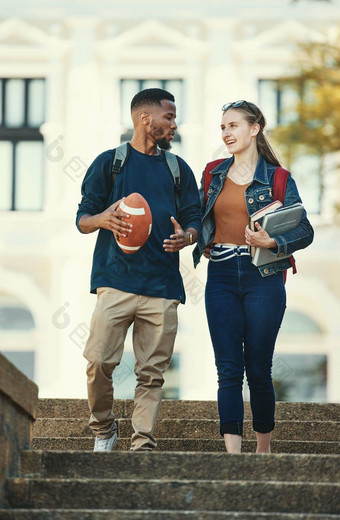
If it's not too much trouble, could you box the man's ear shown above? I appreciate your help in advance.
[140,112,150,126]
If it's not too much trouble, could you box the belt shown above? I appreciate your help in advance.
[210,244,250,262]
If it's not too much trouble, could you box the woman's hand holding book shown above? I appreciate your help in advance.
[245,222,277,250]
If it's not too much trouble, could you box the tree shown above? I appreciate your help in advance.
[271,32,340,213]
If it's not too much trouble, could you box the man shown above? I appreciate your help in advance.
[76,88,201,452]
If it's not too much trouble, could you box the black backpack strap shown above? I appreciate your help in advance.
[161,150,181,215]
[111,143,129,186]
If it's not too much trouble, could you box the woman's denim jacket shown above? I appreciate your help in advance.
[193,154,314,277]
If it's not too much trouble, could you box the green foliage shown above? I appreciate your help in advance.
[271,34,340,164]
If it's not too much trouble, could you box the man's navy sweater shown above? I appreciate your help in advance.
[76,145,201,303]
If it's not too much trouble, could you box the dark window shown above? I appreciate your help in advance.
[272,354,327,402]
[0,306,35,330]
[0,293,35,330]
[244,353,327,403]
[0,78,45,211]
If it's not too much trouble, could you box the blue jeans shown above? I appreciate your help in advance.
[205,247,286,436]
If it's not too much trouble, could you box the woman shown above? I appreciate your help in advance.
[193,101,314,454]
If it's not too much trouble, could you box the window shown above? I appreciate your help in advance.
[0,78,45,211]
[120,79,183,155]
[274,312,326,402]
[0,294,36,380]
[280,310,323,335]
[0,293,35,330]
[243,310,326,402]
[272,354,327,402]
[258,79,321,214]
[258,79,300,130]
[243,353,327,403]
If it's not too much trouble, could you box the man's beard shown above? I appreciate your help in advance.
[156,137,171,151]
[150,122,172,151]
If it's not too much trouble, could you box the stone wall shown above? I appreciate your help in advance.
[0,353,38,506]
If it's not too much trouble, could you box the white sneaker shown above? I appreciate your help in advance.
[93,431,117,452]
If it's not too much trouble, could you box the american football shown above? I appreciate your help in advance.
[115,192,152,254]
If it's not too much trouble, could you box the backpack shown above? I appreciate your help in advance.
[203,159,297,281]
[111,143,181,215]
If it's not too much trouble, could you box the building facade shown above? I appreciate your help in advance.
[0,0,340,401]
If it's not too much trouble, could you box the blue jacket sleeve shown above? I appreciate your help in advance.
[75,150,113,233]
[176,158,201,234]
[272,173,314,257]
[197,169,206,217]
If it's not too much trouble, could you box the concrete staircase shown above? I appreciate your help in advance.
[2,399,340,519]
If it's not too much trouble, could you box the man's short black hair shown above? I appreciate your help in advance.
[131,88,175,111]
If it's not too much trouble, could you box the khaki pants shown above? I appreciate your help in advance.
[84,287,179,451]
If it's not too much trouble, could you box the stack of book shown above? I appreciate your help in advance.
[249,201,304,266]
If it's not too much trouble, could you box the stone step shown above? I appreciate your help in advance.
[33,418,340,442]
[1,510,340,520]
[31,437,340,454]
[20,451,340,483]
[2,510,340,520]
[6,478,340,514]
[36,399,340,421]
